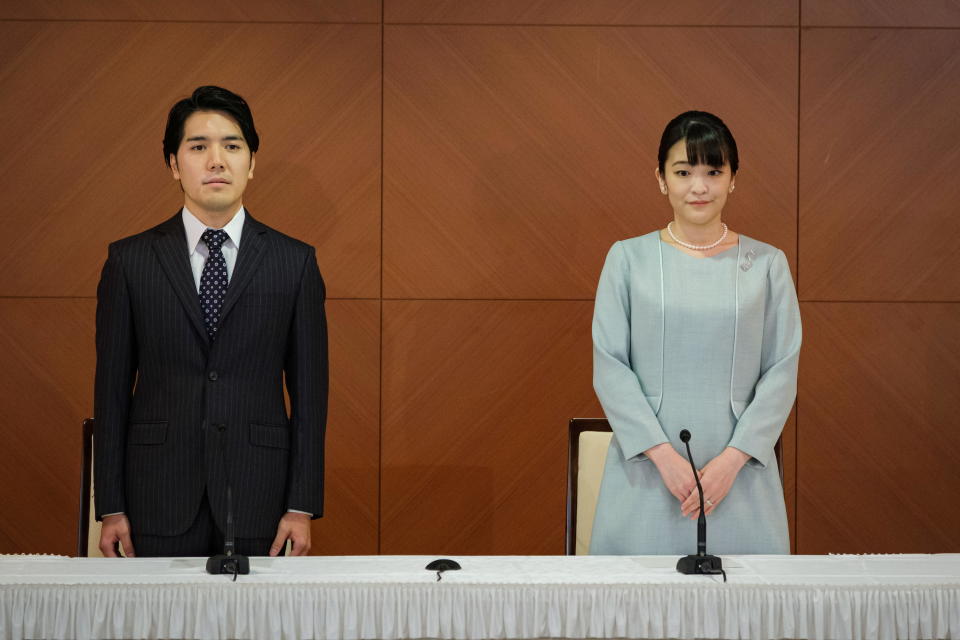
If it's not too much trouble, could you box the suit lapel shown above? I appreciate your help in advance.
[151,211,210,346]
[219,212,269,326]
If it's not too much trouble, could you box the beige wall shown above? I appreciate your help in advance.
[1,0,957,555]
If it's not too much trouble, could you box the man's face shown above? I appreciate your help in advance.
[169,110,255,218]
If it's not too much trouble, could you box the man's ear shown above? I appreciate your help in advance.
[248,152,255,180]
[170,154,181,180]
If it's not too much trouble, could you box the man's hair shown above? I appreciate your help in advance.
[163,86,260,167]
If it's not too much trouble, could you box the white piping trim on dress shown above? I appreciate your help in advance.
[730,241,742,420]
[657,238,665,415]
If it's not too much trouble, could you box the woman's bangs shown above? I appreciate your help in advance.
[684,126,730,169]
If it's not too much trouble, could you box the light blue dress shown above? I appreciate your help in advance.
[589,232,799,555]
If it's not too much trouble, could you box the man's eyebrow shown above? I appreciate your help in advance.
[184,135,245,142]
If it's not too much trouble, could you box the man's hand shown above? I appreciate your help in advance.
[270,512,312,556]
[99,514,135,557]
[681,446,750,519]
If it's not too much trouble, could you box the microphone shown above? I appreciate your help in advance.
[676,429,724,578]
[206,422,250,579]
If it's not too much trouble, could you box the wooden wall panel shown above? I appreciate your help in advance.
[802,0,960,27]
[381,301,602,554]
[3,1,954,559]
[0,299,94,555]
[386,0,797,25]
[799,29,960,301]
[310,300,380,555]
[384,26,797,299]
[0,22,381,299]
[797,303,960,553]
[1,0,380,22]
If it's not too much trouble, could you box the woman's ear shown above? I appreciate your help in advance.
[655,167,667,194]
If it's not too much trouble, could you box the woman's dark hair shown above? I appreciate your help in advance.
[163,86,260,166]
[657,110,738,175]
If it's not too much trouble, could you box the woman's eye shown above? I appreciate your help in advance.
[675,170,689,177]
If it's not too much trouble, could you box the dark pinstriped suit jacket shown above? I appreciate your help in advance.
[94,211,327,538]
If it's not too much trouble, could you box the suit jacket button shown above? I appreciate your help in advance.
[208,370,218,381]
[215,423,226,431]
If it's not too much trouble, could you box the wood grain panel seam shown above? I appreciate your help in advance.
[794,3,802,553]
[378,0,384,556]
[0,296,99,300]
[0,19,380,25]
[383,23,801,29]
[797,24,960,31]
[798,300,960,304]
[0,296,385,301]
[381,298,597,302]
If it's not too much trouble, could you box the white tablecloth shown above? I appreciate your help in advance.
[1,554,958,640]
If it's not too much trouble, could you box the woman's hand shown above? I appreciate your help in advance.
[680,446,750,519]
[645,443,699,503]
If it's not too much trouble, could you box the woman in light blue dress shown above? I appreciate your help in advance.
[590,111,800,555]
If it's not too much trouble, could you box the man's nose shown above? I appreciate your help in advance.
[208,147,224,170]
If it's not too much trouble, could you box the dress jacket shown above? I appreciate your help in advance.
[94,211,328,538]
[592,231,801,471]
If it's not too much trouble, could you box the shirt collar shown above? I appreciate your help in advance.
[182,205,246,254]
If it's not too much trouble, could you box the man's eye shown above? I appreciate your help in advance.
[226,144,241,150]
[191,145,205,151]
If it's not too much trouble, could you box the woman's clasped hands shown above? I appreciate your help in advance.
[646,442,750,520]
[680,447,750,519]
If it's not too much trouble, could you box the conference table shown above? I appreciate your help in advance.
[1,554,958,639]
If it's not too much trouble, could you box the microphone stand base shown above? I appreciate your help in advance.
[676,554,723,575]
[206,553,250,576]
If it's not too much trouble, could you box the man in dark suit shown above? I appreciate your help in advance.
[94,86,327,557]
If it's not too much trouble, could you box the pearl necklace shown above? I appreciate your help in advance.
[667,221,728,251]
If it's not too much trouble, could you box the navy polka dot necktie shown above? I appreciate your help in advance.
[199,229,230,341]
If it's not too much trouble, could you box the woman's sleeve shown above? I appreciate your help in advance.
[727,249,802,469]
[592,241,670,461]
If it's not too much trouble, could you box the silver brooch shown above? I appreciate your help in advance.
[740,249,757,272]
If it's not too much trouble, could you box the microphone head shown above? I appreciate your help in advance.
[679,429,691,443]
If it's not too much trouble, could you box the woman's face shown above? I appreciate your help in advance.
[656,138,735,226]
